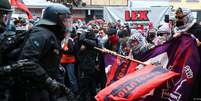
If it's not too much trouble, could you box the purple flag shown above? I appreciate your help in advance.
[104,54,117,67]
[138,34,200,101]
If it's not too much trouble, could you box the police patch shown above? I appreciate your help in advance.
[32,40,40,49]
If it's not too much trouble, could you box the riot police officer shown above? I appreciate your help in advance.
[8,4,74,101]
[0,0,12,64]
[0,0,14,100]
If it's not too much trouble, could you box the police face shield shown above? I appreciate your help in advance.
[0,10,10,33]
[58,13,72,33]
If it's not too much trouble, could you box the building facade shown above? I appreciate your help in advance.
[13,0,201,22]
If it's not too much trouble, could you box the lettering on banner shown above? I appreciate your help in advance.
[183,65,193,79]
[161,89,171,100]
[113,71,162,98]
[169,91,182,101]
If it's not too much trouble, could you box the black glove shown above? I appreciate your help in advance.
[45,77,76,101]
[0,59,33,75]
[0,59,49,82]
[15,60,49,83]
[0,65,12,76]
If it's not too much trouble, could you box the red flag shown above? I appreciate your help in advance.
[95,65,179,101]
[11,0,33,19]
[138,34,200,100]
[11,0,17,6]
[105,57,140,86]
[105,56,120,86]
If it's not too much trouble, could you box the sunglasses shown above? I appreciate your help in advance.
[157,33,163,36]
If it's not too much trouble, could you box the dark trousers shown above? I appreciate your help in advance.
[9,84,53,101]
[191,68,201,101]
[62,63,78,93]
[78,71,96,101]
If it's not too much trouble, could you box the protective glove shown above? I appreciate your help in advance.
[45,77,76,101]
[0,59,48,82]
[0,59,35,75]
[0,65,12,76]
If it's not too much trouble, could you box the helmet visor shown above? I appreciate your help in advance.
[0,11,10,24]
[58,13,72,32]
[0,11,11,32]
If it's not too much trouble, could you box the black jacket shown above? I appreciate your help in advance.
[19,26,61,81]
[77,31,98,72]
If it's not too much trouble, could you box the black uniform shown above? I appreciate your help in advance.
[77,30,99,101]
[0,31,18,101]
[10,25,62,101]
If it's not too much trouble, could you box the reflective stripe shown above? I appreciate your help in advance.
[60,54,75,63]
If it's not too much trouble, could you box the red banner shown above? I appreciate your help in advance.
[105,57,140,86]
[11,0,33,19]
[96,65,179,101]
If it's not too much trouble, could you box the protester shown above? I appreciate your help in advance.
[104,28,119,52]
[146,28,157,48]
[153,24,171,46]
[76,29,99,101]
[173,7,201,100]
[96,28,108,48]
[60,33,79,95]
[127,29,149,60]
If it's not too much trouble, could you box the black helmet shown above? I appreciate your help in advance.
[0,0,12,12]
[0,0,12,33]
[37,4,71,26]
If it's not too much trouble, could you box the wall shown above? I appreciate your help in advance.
[82,0,127,6]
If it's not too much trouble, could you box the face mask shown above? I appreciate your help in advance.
[176,21,184,27]
[109,35,119,45]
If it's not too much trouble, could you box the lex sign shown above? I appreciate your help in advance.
[125,10,149,21]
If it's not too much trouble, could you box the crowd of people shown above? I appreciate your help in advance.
[1,0,201,101]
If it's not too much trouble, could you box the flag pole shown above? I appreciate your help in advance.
[94,47,149,65]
